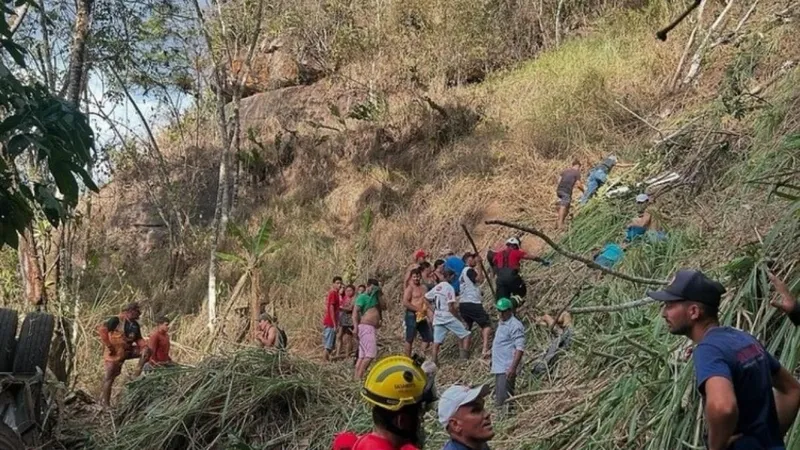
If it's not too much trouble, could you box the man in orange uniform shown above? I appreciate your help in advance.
[144,316,173,371]
[97,302,151,407]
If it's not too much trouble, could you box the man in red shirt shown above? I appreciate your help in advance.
[323,276,343,361]
[145,316,173,371]
[489,237,549,306]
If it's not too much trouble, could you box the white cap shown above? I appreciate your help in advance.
[437,384,489,426]
[505,237,520,246]
[635,193,650,203]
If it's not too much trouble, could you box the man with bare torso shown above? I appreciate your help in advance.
[354,278,384,379]
[402,268,434,357]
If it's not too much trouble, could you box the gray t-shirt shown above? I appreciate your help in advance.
[491,315,526,374]
[557,167,580,194]
[593,157,616,174]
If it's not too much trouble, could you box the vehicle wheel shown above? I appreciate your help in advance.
[0,422,24,450]
[12,312,55,374]
[0,308,18,372]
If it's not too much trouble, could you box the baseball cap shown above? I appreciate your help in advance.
[496,298,513,312]
[647,269,726,308]
[414,249,427,260]
[332,431,358,450]
[505,237,520,246]
[438,384,490,426]
[635,193,650,203]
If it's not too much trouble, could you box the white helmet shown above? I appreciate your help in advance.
[506,237,521,246]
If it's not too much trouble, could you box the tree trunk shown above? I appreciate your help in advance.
[62,0,93,104]
[250,270,261,339]
[18,227,46,306]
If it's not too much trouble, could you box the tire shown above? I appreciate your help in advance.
[0,308,18,372]
[0,422,24,450]
[12,312,55,374]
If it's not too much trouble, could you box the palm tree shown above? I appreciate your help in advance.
[215,219,280,343]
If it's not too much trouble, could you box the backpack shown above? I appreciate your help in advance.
[276,327,288,350]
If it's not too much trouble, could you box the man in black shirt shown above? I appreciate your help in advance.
[97,302,150,406]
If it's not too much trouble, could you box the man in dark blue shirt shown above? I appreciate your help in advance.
[650,269,800,450]
[438,384,493,450]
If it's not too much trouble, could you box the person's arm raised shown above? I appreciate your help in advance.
[768,271,800,326]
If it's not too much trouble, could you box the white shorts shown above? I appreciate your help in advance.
[433,320,470,344]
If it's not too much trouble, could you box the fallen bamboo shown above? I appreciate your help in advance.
[568,298,658,314]
[484,220,669,285]
[508,385,589,401]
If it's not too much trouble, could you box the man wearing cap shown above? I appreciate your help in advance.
[97,302,151,406]
[438,384,494,450]
[580,154,632,204]
[651,269,800,450]
[443,251,466,296]
[405,249,428,287]
[425,269,471,364]
[767,271,800,326]
[625,193,665,243]
[491,298,525,407]
[488,237,549,305]
[459,253,492,359]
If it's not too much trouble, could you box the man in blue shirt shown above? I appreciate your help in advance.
[650,269,800,450]
[438,384,493,450]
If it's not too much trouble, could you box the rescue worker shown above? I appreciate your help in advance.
[488,237,549,305]
[97,302,151,407]
[352,355,436,450]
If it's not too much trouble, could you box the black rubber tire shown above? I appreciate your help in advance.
[0,422,24,450]
[12,312,55,374]
[0,308,18,372]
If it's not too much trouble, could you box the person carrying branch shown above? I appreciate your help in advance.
[651,269,800,450]
[488,237,550,307]
[97,302,151,407]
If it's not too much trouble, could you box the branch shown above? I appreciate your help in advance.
[9,3,30,36]
[568,298,657,314]
[484,220,669,285]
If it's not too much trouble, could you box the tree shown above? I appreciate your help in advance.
[1,1,97,251]
[216,220,280,343]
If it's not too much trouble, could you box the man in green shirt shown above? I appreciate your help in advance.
[353,279,384,379]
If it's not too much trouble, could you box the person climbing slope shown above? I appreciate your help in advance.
[459,253,492,359]
[579,155,632,204]
[556,159,584,229]
[97,302,151,407]
[651,269,800,450]
[488,237,549,306]
[354,278,384,379]
[425,269,470,364]
[625,194,666,243]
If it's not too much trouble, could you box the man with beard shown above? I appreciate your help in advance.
[438,384,494,450]
[651,269,800,450]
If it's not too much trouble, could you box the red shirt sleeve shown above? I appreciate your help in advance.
[148,332,160,356]
[327,291,340,306]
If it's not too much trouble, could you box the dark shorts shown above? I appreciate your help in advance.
[496,277,527,301]
[459,303,491,329]
[557,190,571,207]
[404,310,433,344]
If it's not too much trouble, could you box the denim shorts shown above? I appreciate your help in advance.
[322,327,336,350]
[433,320,470,344]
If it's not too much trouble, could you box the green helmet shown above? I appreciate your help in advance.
[496,297,513,312]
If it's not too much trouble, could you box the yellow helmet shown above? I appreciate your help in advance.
[361,355,427,411]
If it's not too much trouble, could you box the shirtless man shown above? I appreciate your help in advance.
[402,268,434,356]
[256,313,278,348]
[353,278,384,379]
[404,249,428,286]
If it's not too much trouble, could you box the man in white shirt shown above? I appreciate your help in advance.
[425,269,471,365]
[459,253,492,359]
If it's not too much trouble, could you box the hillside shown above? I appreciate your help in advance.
[2,0,799,448]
